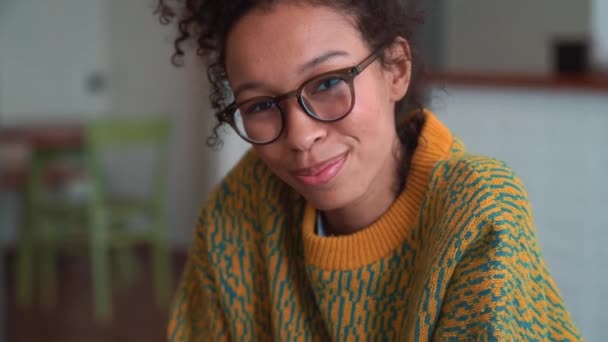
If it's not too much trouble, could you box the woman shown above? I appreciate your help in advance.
[157,0,582,340]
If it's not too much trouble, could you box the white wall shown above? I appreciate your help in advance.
[431,85,608,341]
[0,0,108,115]
[444,0,590,73]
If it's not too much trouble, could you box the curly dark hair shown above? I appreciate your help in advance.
[156,0,428,192]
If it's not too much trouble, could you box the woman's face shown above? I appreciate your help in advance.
[225,3,409,211]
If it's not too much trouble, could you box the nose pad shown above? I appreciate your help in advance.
[298,96,315,117]
[280,97,326,151]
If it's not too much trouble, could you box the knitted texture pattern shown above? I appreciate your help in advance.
[168,112,581,341]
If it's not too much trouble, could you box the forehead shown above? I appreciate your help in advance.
[225,3,368,88]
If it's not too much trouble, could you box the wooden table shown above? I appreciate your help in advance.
[1,125,85,190]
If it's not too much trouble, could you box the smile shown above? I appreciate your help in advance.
[292,152,348,186]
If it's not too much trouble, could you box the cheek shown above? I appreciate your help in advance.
[343,85,395,141]
[253,145,292,178]
[254,144,279,160]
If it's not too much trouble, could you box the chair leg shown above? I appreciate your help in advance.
[91,239,111,322]
[16,232,34,309]
[39,233,57,310]
[90,208,112,323]
[116,246,138,289]
[16,199,35,309]
[19,153,46,309]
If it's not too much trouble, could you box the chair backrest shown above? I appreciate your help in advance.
[84,116,170,209]
[86,118,170,146]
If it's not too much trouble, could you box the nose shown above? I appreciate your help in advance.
[280,98,327,152]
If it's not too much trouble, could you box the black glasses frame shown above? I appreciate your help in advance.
[216,47,384,145]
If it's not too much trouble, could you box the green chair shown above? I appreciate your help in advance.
[16,116,172,322]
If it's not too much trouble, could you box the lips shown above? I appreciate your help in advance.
[291,152,348,186]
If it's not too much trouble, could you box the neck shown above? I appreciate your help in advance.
[322,190,398,236]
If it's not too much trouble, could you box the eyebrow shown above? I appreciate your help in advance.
[232,50,350,99]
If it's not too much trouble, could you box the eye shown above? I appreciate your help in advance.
[243,100,275,115]
[313,76,344,93]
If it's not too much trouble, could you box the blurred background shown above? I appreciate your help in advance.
[0,0,606,341]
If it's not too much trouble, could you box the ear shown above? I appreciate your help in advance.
[384,37,412,102]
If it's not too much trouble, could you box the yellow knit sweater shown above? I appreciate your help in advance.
[168,112,582,341]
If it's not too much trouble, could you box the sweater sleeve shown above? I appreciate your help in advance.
[433,166,582,340]
[167,215,230,342]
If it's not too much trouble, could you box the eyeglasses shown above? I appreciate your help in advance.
[217,48,383,145]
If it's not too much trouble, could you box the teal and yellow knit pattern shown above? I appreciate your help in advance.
[169,113,582,341]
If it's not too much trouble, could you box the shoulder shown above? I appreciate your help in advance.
[424,154,544,277]
[428,153,532,226]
